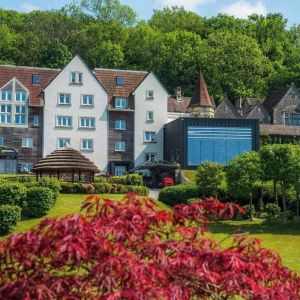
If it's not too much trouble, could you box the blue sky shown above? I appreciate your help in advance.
[1,0,299,25]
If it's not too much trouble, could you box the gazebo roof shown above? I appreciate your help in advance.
[32,148,100,173]
[132,158,178,174]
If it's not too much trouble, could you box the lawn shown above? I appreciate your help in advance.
[209,220,300,272]
[182,170,196,181]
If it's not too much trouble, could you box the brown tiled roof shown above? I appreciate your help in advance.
[188,72,215,108]
[168,96,191,113]
[260,124,300,137]
[263,87,290,115]
[94,69,148,108]
[0,65,60,106]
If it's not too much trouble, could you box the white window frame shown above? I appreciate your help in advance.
[144,131,156,143]
[1,91,12,101]
[115,97,128,109]
[146,90,154,99]
[79,117,95,129]
[15,92,27,102]
[56,116,72,128]
[0,104,12,124]
[145,152,156,162]
[15,105,27,125]
[70,72,83,84]
[58,93,71,105]
[81,95,94,106]
[0,137,3,146]
[22,137,33,148]
[81,139,94,151]
[58,138,71,148]
[115,141,125,152]
[146,111,154,122]
[115,119,126,130]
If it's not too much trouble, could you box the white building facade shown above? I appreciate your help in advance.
[43,56,108,171]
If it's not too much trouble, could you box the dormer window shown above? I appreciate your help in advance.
[70,72,82,84]
[115,97,127,109]
[32,74,41,85]
[291,93,296,99]
[116,76,124,86]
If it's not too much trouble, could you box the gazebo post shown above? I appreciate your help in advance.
[36,171,39,182]
[79,171,81,182]
[72,169,74,183]
[57,171,60,180]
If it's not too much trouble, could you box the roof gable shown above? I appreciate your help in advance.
[215,95,241,119]
[263,86,291,114]
[246,102,270,120]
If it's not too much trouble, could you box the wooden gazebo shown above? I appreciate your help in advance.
[32,148,100,182]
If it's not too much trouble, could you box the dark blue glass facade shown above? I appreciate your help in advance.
[187,126,253,165]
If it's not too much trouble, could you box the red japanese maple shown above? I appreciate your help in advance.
[0,194,299,299]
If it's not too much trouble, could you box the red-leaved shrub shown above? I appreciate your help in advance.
[0,194,299,299]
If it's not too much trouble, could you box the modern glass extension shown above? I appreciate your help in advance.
[187,126,253,166]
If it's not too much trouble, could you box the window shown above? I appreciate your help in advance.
[1,91,12,101]
[146,111,154,122]
[20,163,33,173]
[58,138,71,148]
[115,141,125,152]
[115,166,126,176]
[15,105,26,125]
[291,93,296,99]
[0,137,3,146]
[33,115,39,126]
[144,131,156,142]
[22,137,33,148]
[145,153,156,162]
[81,95,94,106]
[285,112,300,126]
[58,94,71,105]
[79,117,95,129]
[56,116,72,127]
[257,107,261,112]
[116,76,124,86]
[0,104,12,124]
[32,74,41,85]
[115,97,127,109]
[115,120,126,130]
[15,92,27,102]
[146,90,154,99]
[70,72,82,84]
[81,139,93,151]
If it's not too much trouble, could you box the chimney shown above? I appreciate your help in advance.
[175,87,182,102]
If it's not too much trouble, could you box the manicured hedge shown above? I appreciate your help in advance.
[158,183,201,206]
[0,205,21,234]
[26,187,55,217]
[108,174,143,186]
[60,182,149,196]
[0,182,27,206]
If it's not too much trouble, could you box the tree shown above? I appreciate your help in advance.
[227,152,262,221]
[1,194,299,299]
[290,146,300,220]
[195,161,225,197]
[259,145,295,222]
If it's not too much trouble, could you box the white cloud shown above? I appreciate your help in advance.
[221,1,267,18]
[157,0,215,12]
[20,3,41,13]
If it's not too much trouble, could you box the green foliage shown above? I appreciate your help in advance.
[60,182,149,195]
[265,203,281,223]
[0,183,27,206]
[195,162,225,196]
[158,183,200,206]
[108,174,143,186]
[0,205,21,234]
[37,178,61,199]
[243,204,256,220]
[26,187,55,217]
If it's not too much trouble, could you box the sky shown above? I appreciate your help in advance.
[0,0,299,26]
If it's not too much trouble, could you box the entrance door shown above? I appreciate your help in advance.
[115,166,126,176]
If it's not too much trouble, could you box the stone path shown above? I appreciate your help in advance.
[149,189,160,200]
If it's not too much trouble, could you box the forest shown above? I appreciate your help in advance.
[1,0,300,103]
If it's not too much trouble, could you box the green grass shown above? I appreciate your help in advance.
[209,220,300,272]
[182,170,196,182]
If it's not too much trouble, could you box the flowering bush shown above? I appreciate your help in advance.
[0,194,299,299]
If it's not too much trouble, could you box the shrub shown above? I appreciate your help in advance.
[0,205,21,234]
[26,187,55,217]
[108,174,143,186]
[0,182,27,206]
[38,178,61,199]
[265,203,281,223]
[243,204,256,220]
[195,162,225,197]
[94,176,107,183]
[158,183,200,206]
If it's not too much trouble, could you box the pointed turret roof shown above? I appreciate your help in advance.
[188,72,215,108]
